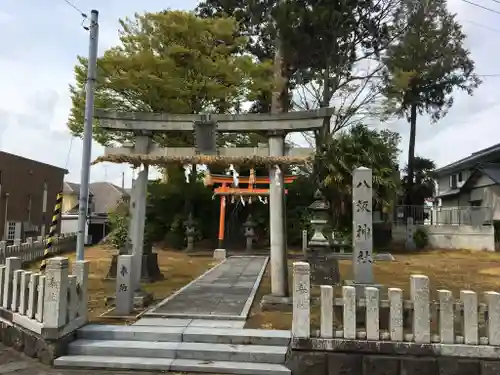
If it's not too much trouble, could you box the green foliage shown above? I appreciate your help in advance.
[413,227,429,249]
[107,209,129,249]
[382,0,480,204]
[196,0,397,115]
[383,0,480,119]
[145,168,220,249]
[402,156,436,205]
[68,10,273,146]
[320,124,401,231]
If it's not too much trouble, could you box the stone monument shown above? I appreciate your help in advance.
[345,167,382,298]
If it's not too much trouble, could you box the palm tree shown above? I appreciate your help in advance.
[320,124,401,231]
[402,156,436,206]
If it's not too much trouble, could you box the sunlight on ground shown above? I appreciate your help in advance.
[246,249,500,330]
[29,245,215,321]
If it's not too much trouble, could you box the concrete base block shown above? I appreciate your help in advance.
[133,289,154,308]
[213,248,226,260]
[260,294,293,312]
[105,289,154,309]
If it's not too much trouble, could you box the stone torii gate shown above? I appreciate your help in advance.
[93,108,332,308]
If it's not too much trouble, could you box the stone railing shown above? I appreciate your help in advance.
[292,261,500,349]
[0,233,77,264]
[0,256,89,339]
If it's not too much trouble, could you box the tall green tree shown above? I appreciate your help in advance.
[321,124,401,231]
[196,0,396,117]
[68,10,272,146]
[382,0,481,205]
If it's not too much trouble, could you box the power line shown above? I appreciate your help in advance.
[488,0,500,5]
[462,19,500,33]
[64,136,74,169]
[62,0,87,18]
[461,0,500,16]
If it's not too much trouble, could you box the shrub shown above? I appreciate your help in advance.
[413,227,429,249]
[108,210,129,249]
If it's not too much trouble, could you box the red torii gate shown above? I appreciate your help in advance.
[205,173,298,248]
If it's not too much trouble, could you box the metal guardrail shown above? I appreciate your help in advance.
[393,205,493,226]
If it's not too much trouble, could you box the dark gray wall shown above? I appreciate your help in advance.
[287,351,500,375]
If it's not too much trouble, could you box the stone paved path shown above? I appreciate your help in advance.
[146,256,268,320]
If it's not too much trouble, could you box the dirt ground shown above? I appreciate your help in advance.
[245,249,500,330]
[28,245,216,322]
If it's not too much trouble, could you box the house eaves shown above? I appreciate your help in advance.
[434,143,500,175]
[435,188,460,199]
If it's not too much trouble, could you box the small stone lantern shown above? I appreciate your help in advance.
[184,214,197,252]
[308,189,330,251]
[307,189,340,285]
[243,214,257,252]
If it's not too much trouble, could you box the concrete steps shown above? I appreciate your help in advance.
[55,356,291,374]
[54,323,291,374]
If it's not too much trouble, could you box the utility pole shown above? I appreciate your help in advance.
[76,9,99,261]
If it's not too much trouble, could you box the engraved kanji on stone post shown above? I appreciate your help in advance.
[352,167,374,284]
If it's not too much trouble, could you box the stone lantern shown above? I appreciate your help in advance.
[184,213,197,252]
[243,214,257,252]
[308,189,330,251]
[306,189,340,285]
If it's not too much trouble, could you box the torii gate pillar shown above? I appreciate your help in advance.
[268,132,288,297]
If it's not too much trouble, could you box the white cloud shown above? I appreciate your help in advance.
[1,0,499,187]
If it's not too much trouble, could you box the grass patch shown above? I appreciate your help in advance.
[28,244,216,322]
[245,249,500,330]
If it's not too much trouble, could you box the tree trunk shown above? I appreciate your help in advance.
[405,103,418,207]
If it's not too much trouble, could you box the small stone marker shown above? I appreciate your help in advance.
[352,167,374,284]
[115,254,134,315]
[302,229,308,255]
[406,217,416,250]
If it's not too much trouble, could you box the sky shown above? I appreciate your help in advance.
[1,0,500,188]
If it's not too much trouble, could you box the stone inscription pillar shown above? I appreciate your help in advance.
[352,167,374,284]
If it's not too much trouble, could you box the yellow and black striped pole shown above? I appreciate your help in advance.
[40,192,63,271]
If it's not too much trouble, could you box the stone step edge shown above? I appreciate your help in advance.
[79,324,291,342]
[54,355,291,375]
[69,339,289,355]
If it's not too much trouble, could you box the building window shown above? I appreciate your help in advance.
[458,172,463,182]
[470,200,482,207]
[0,170,2,184]
[449,174,458,188]
[7,222,16,240]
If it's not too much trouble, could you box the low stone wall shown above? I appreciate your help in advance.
[290,261,500,374]
[0,319,75,365]
[392,224,494,251]
[0,233,77,264]
[288,339,500,375]
[0,255,89,363]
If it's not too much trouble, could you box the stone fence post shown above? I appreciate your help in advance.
[292,261,310,339]
[73,260,90,320]
[43,257,69,330]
